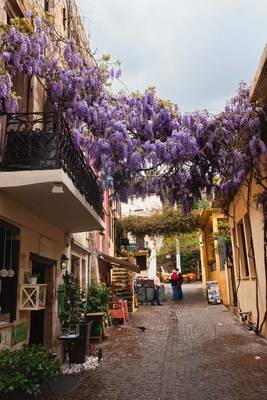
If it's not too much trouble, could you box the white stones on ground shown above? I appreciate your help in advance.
[61,356,99,375]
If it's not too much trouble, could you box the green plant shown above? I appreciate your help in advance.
[0,345,60,397]
[60,271,86,329]
[116,207,199,238]
[212,218,232,251]
[31,273,39,278]
[86,282,112,313]
[158,232,200,273]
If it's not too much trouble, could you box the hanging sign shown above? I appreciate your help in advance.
[206,281,221,304]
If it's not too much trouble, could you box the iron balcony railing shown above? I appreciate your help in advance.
[0,112,103,217]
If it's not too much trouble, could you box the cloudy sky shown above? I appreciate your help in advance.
[77,0,266,113]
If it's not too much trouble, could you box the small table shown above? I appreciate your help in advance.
[85,312,105,340]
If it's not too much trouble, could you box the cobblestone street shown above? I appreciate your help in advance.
[61,283,267,400]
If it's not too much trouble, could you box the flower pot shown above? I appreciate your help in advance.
[68,321,92,364]
[0,390,40,399]
[30,277,37,284]
[59,321,92,364]
[85,312,105,338]
[91,321,102,336]
[41,374,81,397]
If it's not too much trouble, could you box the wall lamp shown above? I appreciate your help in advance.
[61,254,69,269]
[96,252,104,260]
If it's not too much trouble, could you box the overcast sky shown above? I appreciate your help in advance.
[77,0,266,113]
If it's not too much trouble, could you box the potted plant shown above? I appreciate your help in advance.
[85,282,112,337]
[0,345,60,399]
[60,271,84,334]
[59,272,92,363]
[30,273,39,284]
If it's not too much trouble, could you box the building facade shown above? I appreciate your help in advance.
[199,46,267,338]
[0,0,118,356]
[199,208,236,306]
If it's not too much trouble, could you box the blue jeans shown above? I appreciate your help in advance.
[177,285,183,300]
[172,284,178,300]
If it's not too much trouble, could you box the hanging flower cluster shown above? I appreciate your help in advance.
[0,13,266,211]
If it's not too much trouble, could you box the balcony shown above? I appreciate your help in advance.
[0,113,104,232]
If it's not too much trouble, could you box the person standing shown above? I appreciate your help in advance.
[170,269,179,301]
[151,272,162,306]
[177,271,184,300]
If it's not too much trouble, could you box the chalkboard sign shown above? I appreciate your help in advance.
[206,281,221,304]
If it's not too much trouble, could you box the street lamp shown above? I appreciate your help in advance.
[61,254,69,269]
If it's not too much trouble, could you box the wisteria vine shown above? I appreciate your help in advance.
[0,12,266,212]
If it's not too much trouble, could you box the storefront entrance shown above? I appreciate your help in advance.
[29,254,56,347]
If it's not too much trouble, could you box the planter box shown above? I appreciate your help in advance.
[0,375,81,399]
[146,287,154,301]
[41,374,81,397]
[18,284,47,310]
[0,390,44,399]
[58,321,92,364]
[85,312,105,339]
[136,287,146,302]
[91,322,102,337]
[159,286,167,302]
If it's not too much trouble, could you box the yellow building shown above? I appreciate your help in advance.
[226,46,267,338]
[199,209,235,306]
[199,46,267,338]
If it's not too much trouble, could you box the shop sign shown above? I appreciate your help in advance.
[206,281,221,304]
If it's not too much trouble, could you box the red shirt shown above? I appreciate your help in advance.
[171,271,178,281]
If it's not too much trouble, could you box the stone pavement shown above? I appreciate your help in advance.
[60,283,267,400]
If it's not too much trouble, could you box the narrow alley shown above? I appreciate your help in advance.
[61,283,267,400]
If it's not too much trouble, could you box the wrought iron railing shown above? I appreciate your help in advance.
[1,112,103,216]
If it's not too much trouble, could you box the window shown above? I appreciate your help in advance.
[218,237,226,271]
[62,8,67,31]
[237,220,249,277]
[0,220,20,322]
[71,255,80,283]
[136,255,147,271]
[243,214,256,276]
[208,260,216,272]
[81,259,86,292]
[231,227,240,278]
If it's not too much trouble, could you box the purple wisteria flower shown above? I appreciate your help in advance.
[24,10,32,19]
[0,14,265,211]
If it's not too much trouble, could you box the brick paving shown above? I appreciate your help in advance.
[60,283,267,400]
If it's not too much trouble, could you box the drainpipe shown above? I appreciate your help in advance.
[66,0,72,39]
[88,253,92,286]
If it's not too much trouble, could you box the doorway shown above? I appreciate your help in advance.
[29,254,56,347]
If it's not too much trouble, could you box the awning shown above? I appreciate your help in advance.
[99,253,140,273]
